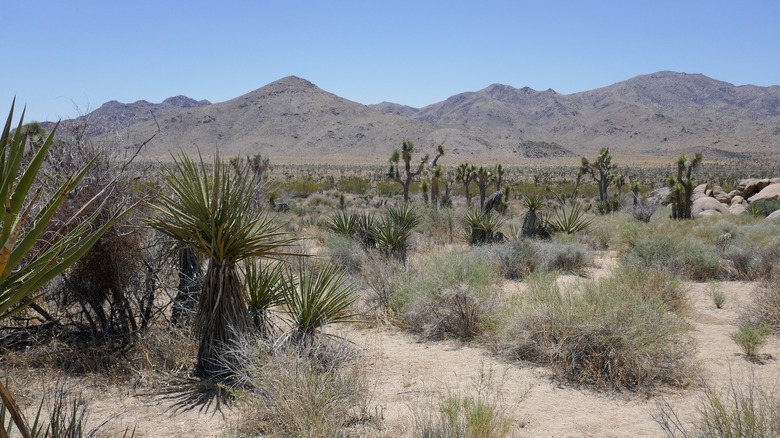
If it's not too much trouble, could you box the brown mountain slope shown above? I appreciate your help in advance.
[116,76,557,162]
[97,72,779,163]
[43,96,211,137]
[403,71,780,158]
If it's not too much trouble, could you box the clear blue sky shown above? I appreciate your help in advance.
[3,0,779,122]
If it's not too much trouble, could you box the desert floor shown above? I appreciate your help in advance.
[4,252,779,437]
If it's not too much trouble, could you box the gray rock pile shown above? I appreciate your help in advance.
[691,178,780,218]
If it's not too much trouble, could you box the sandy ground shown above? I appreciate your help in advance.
[3,253,779,437]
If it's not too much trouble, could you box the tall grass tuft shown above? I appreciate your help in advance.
[655,373,780,437]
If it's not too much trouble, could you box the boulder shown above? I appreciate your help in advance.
[692,197,729,216]
[737,178,771,198]
[730,195,745,206]
[711,185,731,204]
[648,187,671,205]
[729,205,747,215]
[748,183,780,202]
[692,183,708,201]
[767,209,780,220]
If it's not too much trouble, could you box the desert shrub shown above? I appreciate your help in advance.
[462,210,505,245]
[237,344,377,437]
[612,266,687,314]
[325,233,366,273]
[503,272,694,390]
[707,282,726,309]
[723,246,761,280]
[731,322,772,360]
[622,235,720,281]
[336,176,370,195]
[413,366,512,438]
[745,275,780,333]
[357,251,405,312]
[533,240,590,274]
[655,374,780,437]
[395,251,499,340]
[481,240,537,280]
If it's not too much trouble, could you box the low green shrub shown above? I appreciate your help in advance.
[731,322,772,360]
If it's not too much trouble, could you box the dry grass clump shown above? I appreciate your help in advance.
[412,365,514,438]
[655,373,780,437]
[745,271,780,334]
[234,342,379,437]
[502,272,694,391]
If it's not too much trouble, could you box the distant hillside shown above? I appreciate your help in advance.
[71,71,780,163]
[43,96,211,137]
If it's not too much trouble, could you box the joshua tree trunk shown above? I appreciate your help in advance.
[194,261,250,379]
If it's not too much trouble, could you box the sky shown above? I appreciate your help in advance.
[3,0,780,122]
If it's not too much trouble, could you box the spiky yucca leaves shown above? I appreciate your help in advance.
[147,153,296,379]
[0,101,131,438]
[280,263,359,346]
[323,210,359,236]
[545,202,593,235]
[373,204,421,263]
[462,210,505,245]
[244,261,286,337]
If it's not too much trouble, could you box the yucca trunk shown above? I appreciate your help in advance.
[194,261,250,378]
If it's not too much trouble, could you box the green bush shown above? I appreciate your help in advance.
[336,176,370,194]
[731,322,772,359]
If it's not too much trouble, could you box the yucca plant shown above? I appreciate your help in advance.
[372,204,420,263]
[462,209,505,245]
[147,152,297,379]
[544,202,593,235]
[0,100,131,437]
[244,260,286,337]
[521,195,544,238]
[279,262,359,346]
[323,210,359,236]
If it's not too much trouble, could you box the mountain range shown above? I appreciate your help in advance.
[50,71,780,163]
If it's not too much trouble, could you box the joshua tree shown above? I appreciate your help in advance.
[429,144,445,169]
[455,163,476,206]
[430,164,443,208]
[579,147,615,213]
[420,178,430,204]
[493,163,505,191]
[148,153,296,380]
[388,139,428,202]
[475,165,492,211]
[668,152,703,220]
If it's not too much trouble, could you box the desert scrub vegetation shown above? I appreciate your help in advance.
[620,214,780,281]
[234,342,379,437]
[393,250,501,341]
[655,373,780,438]
[478,238,590,280]
[413,365,514,438]
[500,270,694,391]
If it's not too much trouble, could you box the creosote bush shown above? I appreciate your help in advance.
[502,272,694,391]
